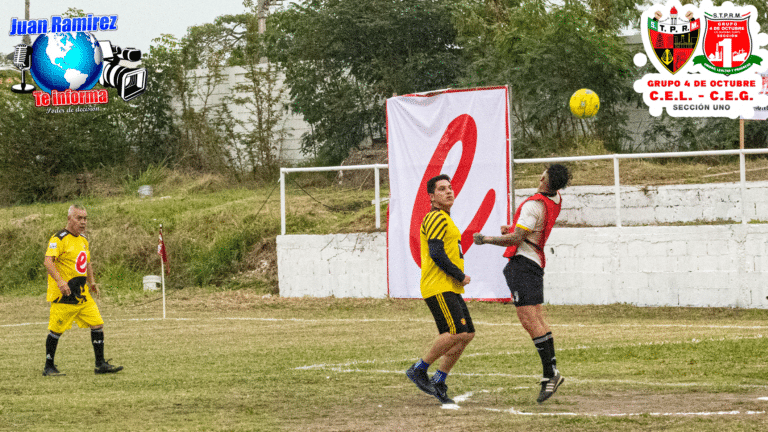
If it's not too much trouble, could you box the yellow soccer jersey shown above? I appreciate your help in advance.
[420,209,464,298]
[45,230,92,304]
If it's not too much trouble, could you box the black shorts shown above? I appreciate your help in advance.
[503,255,544,306]
[424,292,475,335]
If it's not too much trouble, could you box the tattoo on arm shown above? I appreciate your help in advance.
[480,226,531,247]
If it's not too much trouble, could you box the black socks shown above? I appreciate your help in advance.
[533,332,557,378]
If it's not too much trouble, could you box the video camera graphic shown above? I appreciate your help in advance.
[98,40,146,101]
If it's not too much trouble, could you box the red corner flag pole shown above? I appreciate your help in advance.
[158,224,169,319]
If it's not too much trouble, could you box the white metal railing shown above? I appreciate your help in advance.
[280,164,388,235]
[516,148,768,226]
[279,148,768,234]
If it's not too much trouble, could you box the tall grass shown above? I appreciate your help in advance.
[0,169,384,297]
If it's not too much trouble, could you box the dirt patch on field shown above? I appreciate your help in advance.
[541,389,768,416]
[285,387,768,432]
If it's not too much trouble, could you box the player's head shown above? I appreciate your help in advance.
[67,204,88,235]
[427,174,451,195]
[427,174,453,211]
[541,164,570,193]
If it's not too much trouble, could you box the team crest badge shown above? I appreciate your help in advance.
[693,11,762,75]
[647,6,700,74]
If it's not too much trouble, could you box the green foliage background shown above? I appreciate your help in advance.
[1,1,768,292]
[2,0,768,204]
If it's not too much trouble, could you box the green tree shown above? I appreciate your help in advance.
[271,0,466,165]
[454,0,639,156]
[160,13,289,179]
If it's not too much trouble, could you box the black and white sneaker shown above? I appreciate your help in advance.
[537,371,564,403]
[431,379,455,405]
[43,365,65,376]
[406,364,435,395]
[95,359,124,375]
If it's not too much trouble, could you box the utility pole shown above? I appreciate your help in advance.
[23,0,31,45]
[257,0,284,34]
[257,0,268,35]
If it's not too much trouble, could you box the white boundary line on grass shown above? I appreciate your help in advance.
[5,316,768,330]
[485,406,767,417]
[441,390,768,417]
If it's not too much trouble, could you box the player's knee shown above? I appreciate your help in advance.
[516,309,538,329]
[458,331,475,345]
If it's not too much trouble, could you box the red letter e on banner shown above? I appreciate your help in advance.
[409,114,496,266]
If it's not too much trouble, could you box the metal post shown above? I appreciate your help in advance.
[508,86,515,218]
[614,155,621,228]
[280,169,286,235]
[374,165,381,229]
[740,151,747,225]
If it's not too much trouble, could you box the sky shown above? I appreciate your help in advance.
[2,0,260,56]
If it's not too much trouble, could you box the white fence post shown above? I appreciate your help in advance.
[374,165,381,229]
[614,155,622,228]
[280,169,286,235]
[740,151,747,225]
[280,164,389,235]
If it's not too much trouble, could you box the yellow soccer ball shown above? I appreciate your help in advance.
[569,88,600,118]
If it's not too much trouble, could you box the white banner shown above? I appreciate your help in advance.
[742,70,768,120]
[387,87,511,300]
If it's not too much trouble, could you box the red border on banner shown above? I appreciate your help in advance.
[386,86,512,302]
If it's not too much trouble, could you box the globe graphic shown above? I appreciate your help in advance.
[29,32,103,94]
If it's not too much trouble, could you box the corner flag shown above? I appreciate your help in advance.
[158,225,169,274]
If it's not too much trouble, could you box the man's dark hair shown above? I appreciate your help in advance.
[426,174,451,194]
[547,164,571,191]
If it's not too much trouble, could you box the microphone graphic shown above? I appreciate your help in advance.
[11,44,36,94]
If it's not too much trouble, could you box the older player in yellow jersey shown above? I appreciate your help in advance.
[42,204,123,376]
[406,174,473,405]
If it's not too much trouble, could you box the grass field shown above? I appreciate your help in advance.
[3,159,768,431]
[2,293,767,432]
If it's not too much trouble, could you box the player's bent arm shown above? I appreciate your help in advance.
[44,256,70,294]
[427,239,468,284]
[473,225,532,247]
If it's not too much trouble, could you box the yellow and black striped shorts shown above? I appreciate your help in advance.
[424,292,474,335]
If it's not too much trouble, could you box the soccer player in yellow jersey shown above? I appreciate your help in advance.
[42,204,123,376]
[406,174,473,405]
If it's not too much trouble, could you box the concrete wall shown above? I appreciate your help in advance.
[545,224,768,308]
[276,233,388,298]
[180,66,311,165]
[277,182,768,308]
[524,180,768,227]
[276,226,768,308]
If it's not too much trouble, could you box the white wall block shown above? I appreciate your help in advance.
[277,182,768,307]
[277,233,388,299]
[278,225,768,307]
[544,181,768,226]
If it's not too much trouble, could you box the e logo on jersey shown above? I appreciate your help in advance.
[76,251,88,274]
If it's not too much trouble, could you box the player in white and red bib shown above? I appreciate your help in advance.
[473,164,570,404]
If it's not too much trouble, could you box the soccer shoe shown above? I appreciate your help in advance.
[537,372,564,403]
[431,379,455,405]
[43,365,65,376]
[94,359,124,375]
[406,364,435,395]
